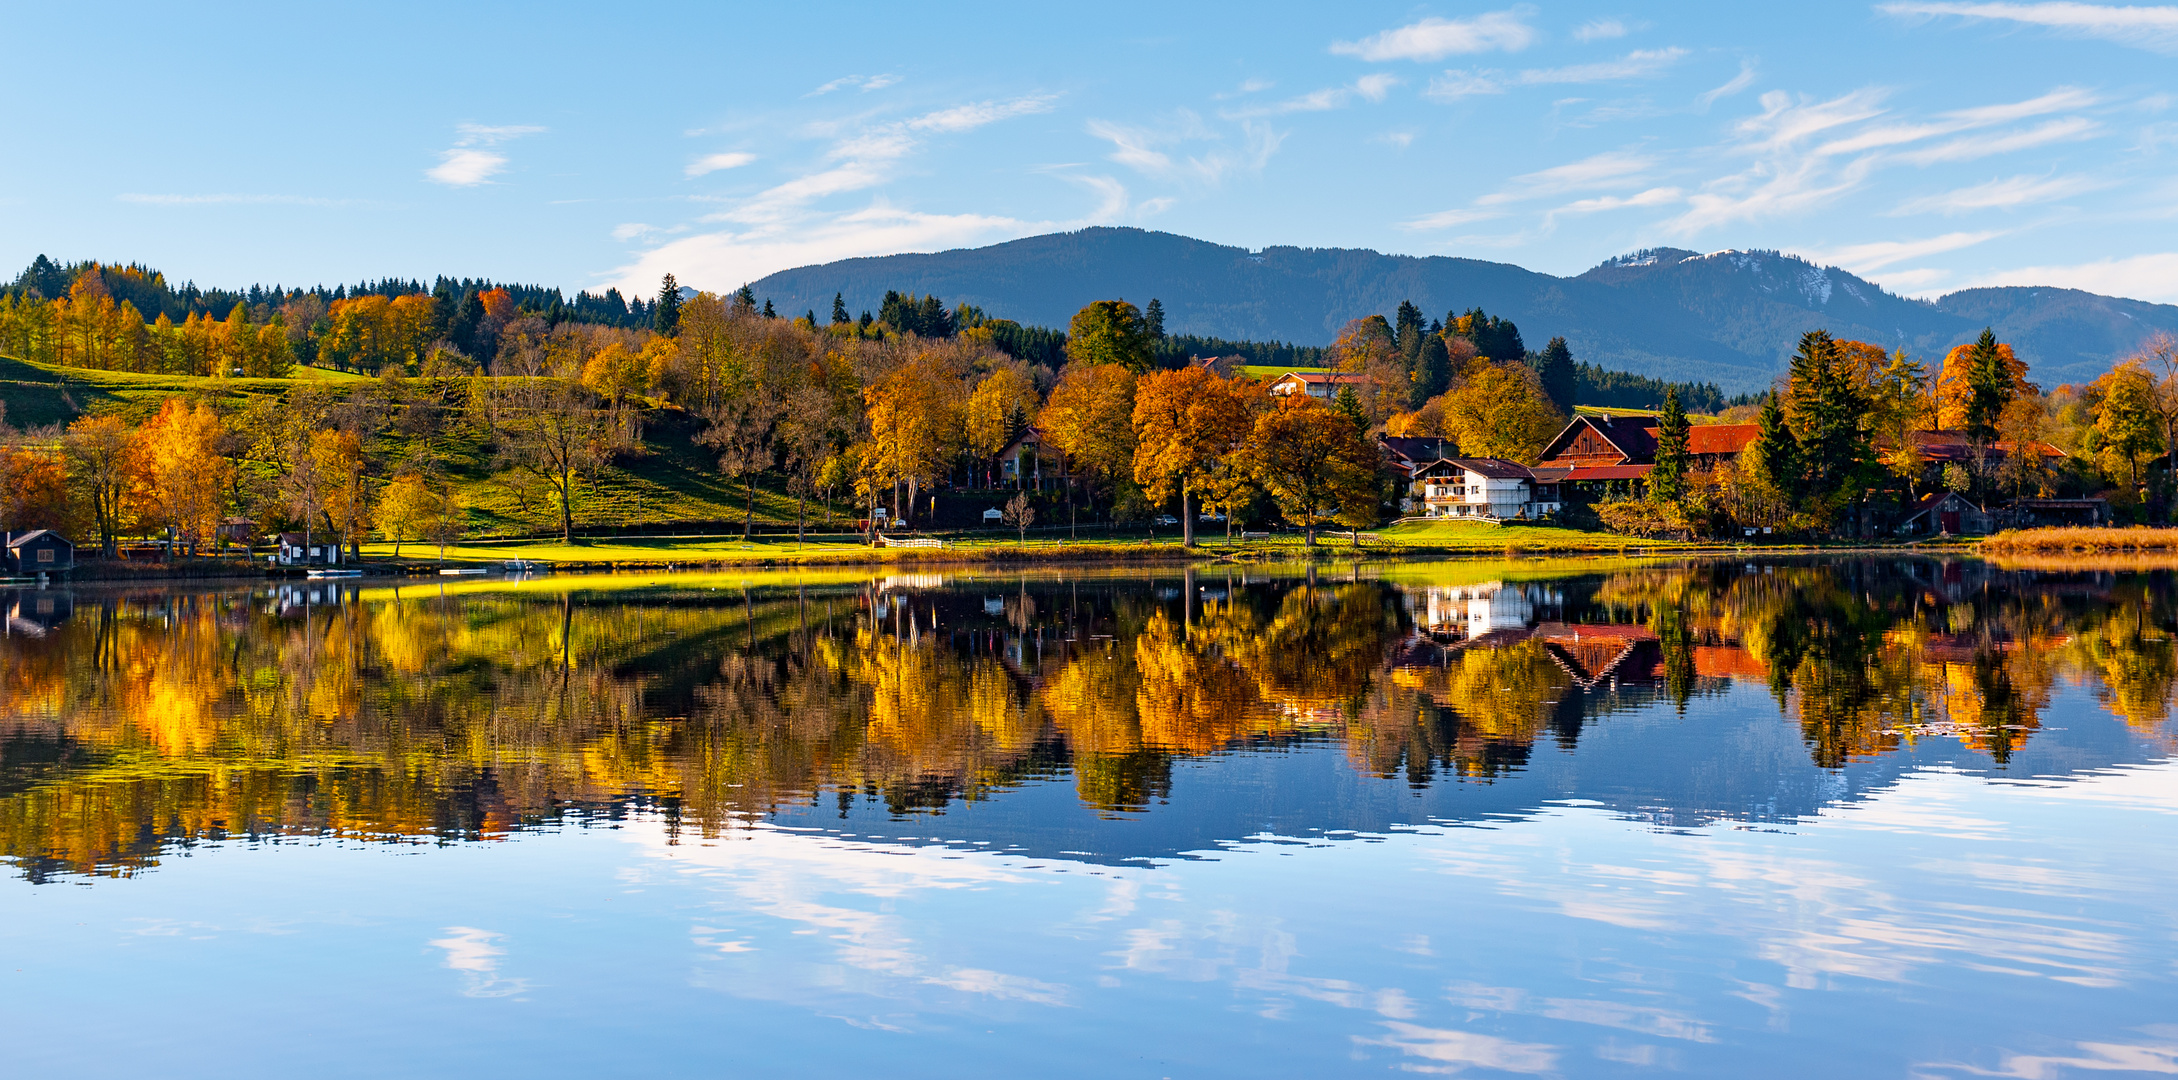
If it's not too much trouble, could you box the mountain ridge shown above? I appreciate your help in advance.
[747,227,2178,393]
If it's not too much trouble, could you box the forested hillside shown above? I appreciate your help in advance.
[749,228,2178,393]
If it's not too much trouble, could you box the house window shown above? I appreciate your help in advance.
[37,548,55,563]
[310,547,322,557]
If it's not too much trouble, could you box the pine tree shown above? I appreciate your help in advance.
[762,299,776,319]
[1785,330,1869,501]
[1650,388,1690,503]
[653,274,682,336]
[831,293,850,325]
[1394,300,1426,365]
[1534,336,1576,414]
[733,284,757,313]
[1333,385,1370,433]
[1963,327,2014,443]
[1753,390,1801,499]
[1412,333,1452,409]
[1144,298,1165,338]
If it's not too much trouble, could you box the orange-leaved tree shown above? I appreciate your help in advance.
[1245,394,1381,546]
[1131,365,1264,546]
[133,398,233,556]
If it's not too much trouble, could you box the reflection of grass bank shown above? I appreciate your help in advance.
[1979,527,2178,554]
[1376,520,1696,552]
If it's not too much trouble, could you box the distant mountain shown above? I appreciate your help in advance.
[748,228,2178,393]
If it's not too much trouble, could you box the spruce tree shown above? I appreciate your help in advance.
[1535,336,1576,414]
[1963,328,2013,443]
[1754,390,1802,499]
[1333,385,1370,434]
[831,293,851,325]
[1412,333,1452,409]
[652,274,682,336]
[733,284,757,312]
[1651,388,1690,503]
[1785,330,1869,501]
[1144,298,1165,338]
[1394,300,1426,364]
[763,299,776,319]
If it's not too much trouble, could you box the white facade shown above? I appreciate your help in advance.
[1415,461,1562,520]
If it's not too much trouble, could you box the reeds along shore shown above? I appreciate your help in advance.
[1978,527,2178,554]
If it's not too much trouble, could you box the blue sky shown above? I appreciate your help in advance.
[4,1,2175,306]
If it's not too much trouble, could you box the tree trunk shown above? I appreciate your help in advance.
[744,475,755,541]
[1182,488,1195,547]
[559,469,574,543]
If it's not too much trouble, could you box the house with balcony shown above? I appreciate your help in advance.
[1266,370,1370,402]
[1411,458,1563,520]
[1534,414,1761,494]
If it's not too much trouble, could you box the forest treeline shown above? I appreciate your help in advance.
[0,261,1646,552]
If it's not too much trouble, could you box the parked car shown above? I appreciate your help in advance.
[1153,515,1178,527]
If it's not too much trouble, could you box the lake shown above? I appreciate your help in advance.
[2,559,2174,1078]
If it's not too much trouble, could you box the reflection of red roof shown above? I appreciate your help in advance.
[1692,645,1768,680]
[1564,465,1654,481]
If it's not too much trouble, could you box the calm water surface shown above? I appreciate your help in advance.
[2,559,2174,1078]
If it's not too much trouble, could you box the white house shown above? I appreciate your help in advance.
[1266,370,1370,401]
[275,532,345,567]
[1411,458,1562,520]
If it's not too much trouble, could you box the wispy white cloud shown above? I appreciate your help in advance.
[1879,1,2178,55]
[1372,130,1417,149]
[808,73,900,96]
[1478,149,1658,204]
[1401,207,1502,231]
[1697,60,1759,109]
[1213,78,1275,100]
[685,151,757,177]
[1331,9,1536,62]
[1087,112,1284,185]
[1221,76,1402,118]
[907,95,1058,133]
[1893,115,2101,163]
[1815,86,2096,155]
[1574,18,1632,42]
[1544,185,1684,226]
[1797,230,2005,272]
[1890,172,2107,214]
[1517,47,1688,85]
[1425,48,1688,100]
[1956,251,2178,302]
[425,123,544,187]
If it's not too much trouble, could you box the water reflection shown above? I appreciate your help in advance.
[1,559,2173,881]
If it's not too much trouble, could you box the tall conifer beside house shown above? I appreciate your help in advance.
[1964,328,2016,443]
[1534,336,1576,414]
[1651,388,1690,504]
[1785,330,1871,504]
[653,274,681,336]
[1752,390,1801,500]
[1412,334,1452,409]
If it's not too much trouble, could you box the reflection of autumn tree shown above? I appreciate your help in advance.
[1366,640,1575,781]
[1208,582,1408,716]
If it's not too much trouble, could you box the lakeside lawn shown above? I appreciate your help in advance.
[361,518,1696,567]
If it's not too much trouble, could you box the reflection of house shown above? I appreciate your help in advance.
[3,530,74,574]
[275,532,346,567]
[1896,492,1993,536]
[5,590,74,635]
[1534,415,1760,492]
[1410,458,1562,519]
[1420,582,1538,637]
[1266,370,1370,401]
[997,427,1070,491]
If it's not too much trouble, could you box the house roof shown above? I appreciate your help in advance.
[1271,370,1368,387]
[4,529,65,548]
[1906,430,2066,460]
[278,532,310,545]
[1527,467,1572,483]
[1540,414,1658,464]
[1441,457,1536,480]
[1379,436,1454,464]
[1684,424,1760,455]
[1563,464,1655,481]
[1902,491,1983,519]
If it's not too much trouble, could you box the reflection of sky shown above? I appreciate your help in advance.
[6,749,2170,1078]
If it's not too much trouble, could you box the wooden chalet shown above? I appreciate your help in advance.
[3,530,74,574]
[1535,415,1760,492]
[1896,492,1994,537]
[1266,370,1370,401]
[997,427,1070,491]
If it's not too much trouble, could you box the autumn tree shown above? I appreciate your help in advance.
[1038,362,1138,533]
[0,446,69,536]
[1432,359,1564,464]
[1065,301,1154,373]
[965,364,1042,486]
[484,329,634,542]
[2093,361,2162,495]
[1131,365,1264,546]
[863,353,966,528]
[133,398,233,555]
[62,414,134,556]
[1936,330,2030,432]
[377,473,441,558]
[312,429,371,560]
[1246,395,1381,545]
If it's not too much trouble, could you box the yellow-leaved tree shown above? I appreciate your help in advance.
[132,398,233,555]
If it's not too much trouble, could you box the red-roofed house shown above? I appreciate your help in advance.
[1266,370,1370,401]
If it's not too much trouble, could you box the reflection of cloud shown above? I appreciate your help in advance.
[430,927,529,998]
[1355,1021,1559,1075]
[1919,1034,2178,1078]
